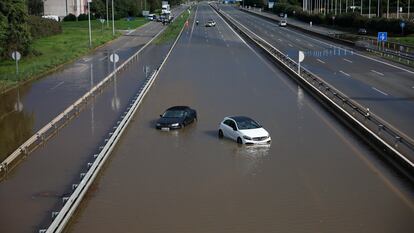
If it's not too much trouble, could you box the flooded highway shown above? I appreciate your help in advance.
[0,35,173,233]
[67,4,414,233]
[0,7,189,162]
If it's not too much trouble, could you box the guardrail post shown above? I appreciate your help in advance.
[62,196,69,204]
[395,136,401,147]
[39,229,46,233]
[365,108,370,118]
[72,184,78,190]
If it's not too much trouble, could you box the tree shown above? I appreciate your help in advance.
[0,0,32,58]
[28,0,43,16]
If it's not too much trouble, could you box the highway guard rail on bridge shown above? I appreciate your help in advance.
[212,4,414,177]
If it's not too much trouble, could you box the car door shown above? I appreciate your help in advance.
[222,120,234,138]
[228,120,239,140]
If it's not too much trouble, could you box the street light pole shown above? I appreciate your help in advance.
[377,0,380,17]
[387,0,389,18]
[368,0,371,18]
[397,0,400,18]
[106,0,109,27]
[88,0,92,48]
[112,0,115,36]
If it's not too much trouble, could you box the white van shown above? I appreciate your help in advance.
[42,15,60,22]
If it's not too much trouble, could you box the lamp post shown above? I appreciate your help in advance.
[88,0,92,48]
[112,0,115,36]
[106,0,109,27]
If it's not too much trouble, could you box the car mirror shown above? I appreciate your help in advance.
[233,127,237,131]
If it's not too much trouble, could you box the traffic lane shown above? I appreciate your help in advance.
[0,5,188,161]
[69,4,414,233]
[225,6,414,93]
[221,6,414,139]
[0,21,165,161]
[0,42,172,233]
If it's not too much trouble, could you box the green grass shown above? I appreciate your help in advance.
[155,11,190,45]
[388,34,414,47]
[0,18,148,93]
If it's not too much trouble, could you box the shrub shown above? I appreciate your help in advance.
[77,13,96,21]
[28,16,62,39]
[63,13,77,21]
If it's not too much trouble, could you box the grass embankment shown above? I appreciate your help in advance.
[388,34,414,47]
[155,10,190,45]
[0,18,147,93]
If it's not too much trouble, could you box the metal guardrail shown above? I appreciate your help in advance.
[38,10,189,233]
[240,8,414,64]
[0,18,173,181]
[212,5,414,171]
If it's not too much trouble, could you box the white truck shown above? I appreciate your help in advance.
[162,1,171,14]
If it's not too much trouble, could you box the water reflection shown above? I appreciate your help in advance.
[0,86,34,161]
[90,64,95,135]
[232,144,270,176]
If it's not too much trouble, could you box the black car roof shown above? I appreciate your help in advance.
[166,106,191,111]
[228,116,254,123]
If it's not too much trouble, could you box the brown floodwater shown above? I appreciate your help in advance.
[67,4,414,233]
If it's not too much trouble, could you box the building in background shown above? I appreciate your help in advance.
[43,0,88,18]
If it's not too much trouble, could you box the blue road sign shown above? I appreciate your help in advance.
[400,22,406,29]
[378,32,387,42]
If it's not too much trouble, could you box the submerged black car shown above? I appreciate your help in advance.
[156,106,197,130]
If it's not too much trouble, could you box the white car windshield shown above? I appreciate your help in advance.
[163,110,185,118]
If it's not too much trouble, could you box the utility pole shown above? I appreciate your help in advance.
[361,0,363,15]
[368,0,371,18]
[397,0,399,18]
[387,0,389,18]
[377,0,380,17]
[88,0,92,48]
[112,0,115,36]
[106,0,109,27]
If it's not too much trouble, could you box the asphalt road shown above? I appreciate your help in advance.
[0,6,186,161]
[219,5,414,143]
[66,4,414,233]
[0,28,174,233]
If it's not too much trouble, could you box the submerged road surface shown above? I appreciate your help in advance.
[68,4,414,233]
[220,5,414,142]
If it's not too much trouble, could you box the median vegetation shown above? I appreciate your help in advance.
[155,10,190,44]
[0,18,146,93]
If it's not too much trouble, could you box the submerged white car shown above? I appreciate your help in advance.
[218,116,271,145]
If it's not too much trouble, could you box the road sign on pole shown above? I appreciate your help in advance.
[298,51,305,75]
[400,21,406,35]
[11,51,21,76]
[377,32,388,42]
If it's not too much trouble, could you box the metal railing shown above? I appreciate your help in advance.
[38,9,189,232]
[240,7,414,64]
[0,11,185,180]
[213,4,414,170]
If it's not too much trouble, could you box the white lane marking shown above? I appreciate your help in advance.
[99,56,107,61]
[308,43,314,47]
[288,43,293,47]
[50,81,65,90]
[339,70,351,77]
[372,87,389,96]
[371,70,384,76]
[189,5,199,42]
[277,38,282,42]
[281,27,414,75]
[295,38,301,42]
[343,58,353,63]
[126,30,134,35]
[316,59,325,64]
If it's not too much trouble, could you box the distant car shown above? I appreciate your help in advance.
[279,13,284,18]
[279,20,287,27]
[205,20,216,27]
[218,116,271,145]
[156,106,197,130]
[358,28,367,35]
[147,14,156,21]
[42,15,60,22]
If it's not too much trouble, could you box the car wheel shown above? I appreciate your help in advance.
[218,129,223,138]
[237,137,243,144]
